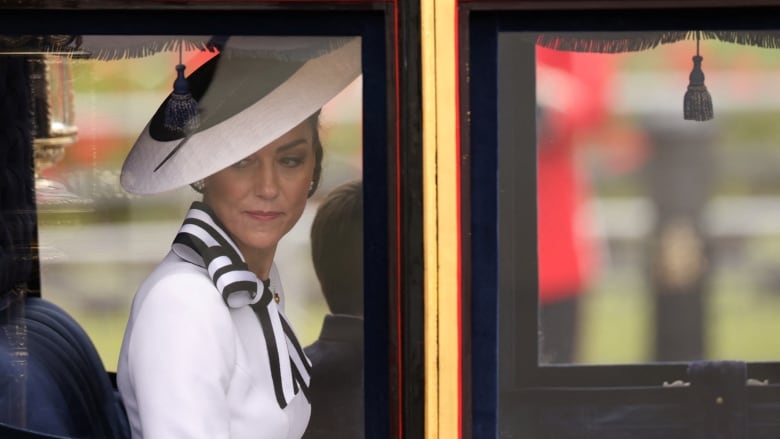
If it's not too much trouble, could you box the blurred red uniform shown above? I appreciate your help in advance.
[536,47,613,363]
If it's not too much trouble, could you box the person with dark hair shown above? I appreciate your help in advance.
[116,37,361,439]
[303,180,364,439]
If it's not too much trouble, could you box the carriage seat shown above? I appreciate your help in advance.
[0,296,129,439]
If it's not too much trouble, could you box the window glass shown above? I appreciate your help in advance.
[498,30,780,366]
[33,36,363,371]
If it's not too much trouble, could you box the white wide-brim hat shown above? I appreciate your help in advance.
[120,36,362,195]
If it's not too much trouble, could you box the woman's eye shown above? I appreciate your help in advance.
[280,156,304,167]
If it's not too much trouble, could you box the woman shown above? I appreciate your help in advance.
[116,37,361,439]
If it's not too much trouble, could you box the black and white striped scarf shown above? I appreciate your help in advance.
[171,201,311,408]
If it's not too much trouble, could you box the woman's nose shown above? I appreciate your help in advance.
[254,164,280,199]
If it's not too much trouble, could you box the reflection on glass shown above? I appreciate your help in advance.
[500,30,780,366]
[30,54,83,207]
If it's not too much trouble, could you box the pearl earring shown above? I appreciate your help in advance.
[309,181,314,192]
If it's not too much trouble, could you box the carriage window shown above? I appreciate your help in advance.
[497,29,780,368]
[33,35,364,372]
[1,6,399,433]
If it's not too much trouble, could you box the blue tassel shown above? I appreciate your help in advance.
[164,63,200,133]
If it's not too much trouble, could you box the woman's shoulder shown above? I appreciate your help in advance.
[131,251,228,319]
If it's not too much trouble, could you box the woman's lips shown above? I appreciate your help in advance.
[245,210,282,221]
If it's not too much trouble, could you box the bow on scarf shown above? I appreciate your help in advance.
[171,201,311,408]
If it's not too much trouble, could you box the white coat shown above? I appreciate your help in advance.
[117,251,311,439]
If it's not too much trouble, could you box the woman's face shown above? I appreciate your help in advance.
[203,120,315,263]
